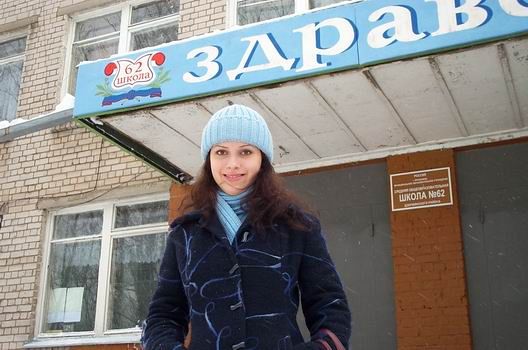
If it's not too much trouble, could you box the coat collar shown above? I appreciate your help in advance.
[170,210,251,245]
[202,212,230,244]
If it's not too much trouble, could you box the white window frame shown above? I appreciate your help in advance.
[226,0,362,27]
[61,0,181,97]
[0,32,27,122]
[34,193,169,344]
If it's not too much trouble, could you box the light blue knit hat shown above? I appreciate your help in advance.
[201,104,273,161]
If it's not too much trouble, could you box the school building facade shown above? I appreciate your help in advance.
[0,0,527,350]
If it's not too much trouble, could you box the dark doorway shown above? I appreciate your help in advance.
[285,162,397,350]
[456,142,528,349]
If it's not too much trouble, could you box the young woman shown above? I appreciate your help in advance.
[141,104,351,350]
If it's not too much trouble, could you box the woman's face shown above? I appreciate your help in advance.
[210,141,263,195]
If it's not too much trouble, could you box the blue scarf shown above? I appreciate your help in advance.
[216,189,250,244]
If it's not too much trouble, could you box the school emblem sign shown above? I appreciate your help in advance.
[75,0,528,118]
[97,52,169,106]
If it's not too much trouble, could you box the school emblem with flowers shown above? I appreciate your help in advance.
[96,52,170,106]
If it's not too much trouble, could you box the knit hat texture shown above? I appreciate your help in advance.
[201,104,273,161]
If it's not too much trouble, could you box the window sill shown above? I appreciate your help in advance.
[24,332,141,348]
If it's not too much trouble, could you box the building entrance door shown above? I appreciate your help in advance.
[285,162,397,350]
[456,142,528,349]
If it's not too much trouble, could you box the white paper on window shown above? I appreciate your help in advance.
[64,287,84,322]
[47,288,67,323]
[47,287,84,323]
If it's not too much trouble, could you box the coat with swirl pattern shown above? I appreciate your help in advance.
[141,210,351,350]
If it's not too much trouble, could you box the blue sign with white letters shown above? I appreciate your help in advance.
[73,0,528,118]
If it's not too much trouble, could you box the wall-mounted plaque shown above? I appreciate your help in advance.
[390,167,453,211]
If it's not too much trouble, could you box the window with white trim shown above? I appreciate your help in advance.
[40,197,169,336]
[0,36,26,122]
[231,0,345,26]
[67,0,180,94]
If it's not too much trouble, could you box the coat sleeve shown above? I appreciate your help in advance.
[141,228,189,350]
[295,220,352,350]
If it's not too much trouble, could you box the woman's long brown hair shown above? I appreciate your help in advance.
[181,153,316,234]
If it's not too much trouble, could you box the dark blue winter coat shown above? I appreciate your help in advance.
[141,210,351,350]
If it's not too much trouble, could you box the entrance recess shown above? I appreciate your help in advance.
[457,142,528,349]
[285,162,397,350]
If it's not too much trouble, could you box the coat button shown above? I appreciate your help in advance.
[230,300,243,311]
[229,263,239,275]
[232,341,245,350]
[242,231,250,242]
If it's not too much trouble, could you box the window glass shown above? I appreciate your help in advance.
[131,23,179,50]
[107,232,166,329]
[74,13,121,41]
[0,37,25,122]
[114,200,168,228]
[43,240,101,333]
[43,199,168,335]
[310,0,342,8]
[69,38,119,94]
[71,38,120,66]
[68,2,181,94]
[131,0,180,25]
[53,210,103,240]
[0,37,26,60]
[237,0,294,25]
[0,61,24,122]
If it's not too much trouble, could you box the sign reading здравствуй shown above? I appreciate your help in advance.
[73,0,528,118]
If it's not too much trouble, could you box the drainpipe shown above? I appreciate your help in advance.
[0,108,73,143]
